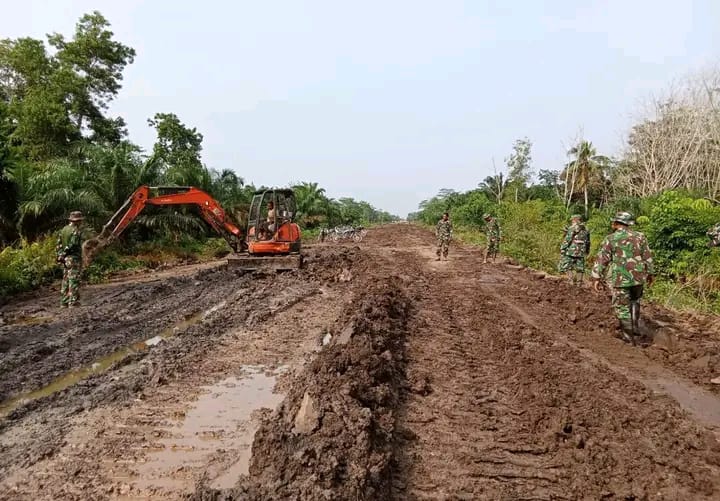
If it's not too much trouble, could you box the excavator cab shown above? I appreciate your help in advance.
[227,188,303,271]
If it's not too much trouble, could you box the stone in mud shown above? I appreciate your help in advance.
[338,268,353,282]
[336,324,354,345]
[293,391,320,435]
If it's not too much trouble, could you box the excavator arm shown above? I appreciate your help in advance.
[102,186,243,250]
[83,186,245,267]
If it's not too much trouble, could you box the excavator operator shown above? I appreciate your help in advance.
[258,201,276,240]
[267,201,276,233]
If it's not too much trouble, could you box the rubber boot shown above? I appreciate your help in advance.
[630,301,641,339]
[618,319,634,344]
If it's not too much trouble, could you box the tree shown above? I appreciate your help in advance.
[505,137,533,202]
[479,172,507,202]
[48,11,135,142]
[564,140,611,218]
[293,181,328,227]
[0,12,135,160]
[148,113,210,189]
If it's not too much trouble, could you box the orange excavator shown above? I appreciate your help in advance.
[82,185,302,271]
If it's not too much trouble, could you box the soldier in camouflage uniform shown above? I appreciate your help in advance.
[436,212,452,261]
[591,212,654,343]
[482,213,501,264]
[707,223,720,247]
[558,214,591,285]
[56,211,85,308]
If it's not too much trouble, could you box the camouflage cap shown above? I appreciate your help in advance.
[68,211,84,222]
[482,213,491,219]
[611,211,634,226]
[570,214,583,220]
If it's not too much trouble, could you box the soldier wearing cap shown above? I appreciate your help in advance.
[56,211,85,308]
[591,212,654,343]
[482,213,501,264]
[558,214,591,285]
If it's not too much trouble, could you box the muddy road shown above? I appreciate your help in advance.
[2,224,720,500]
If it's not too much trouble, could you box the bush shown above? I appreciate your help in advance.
[638,190,720,277]
[0,237,59,297]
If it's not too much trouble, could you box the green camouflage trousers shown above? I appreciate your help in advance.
[558,255,585,273]
[61,256,81,306]
[486,236,499,254]
[436,238,450,258]
[611,285,643,320]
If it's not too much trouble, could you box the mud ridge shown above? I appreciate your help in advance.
[190,279,411,501]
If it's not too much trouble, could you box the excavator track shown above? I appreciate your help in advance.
[226,253,303,271]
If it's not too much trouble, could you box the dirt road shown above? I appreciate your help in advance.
[2,225,720,500]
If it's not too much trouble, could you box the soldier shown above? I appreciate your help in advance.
[435,212,452,261]
[558,214,591,285]
[707,223,720,247]
[591,212,654,344]
[482,213,501,264]
[56,211,85,308]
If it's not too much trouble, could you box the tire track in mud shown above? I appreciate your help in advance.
[391,225,720,500]
[4,225,720,500]
[0,247,363,500]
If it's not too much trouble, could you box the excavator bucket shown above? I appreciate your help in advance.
[226,253,303,272]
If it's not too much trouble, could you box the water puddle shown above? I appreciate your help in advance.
[134,366,285,491]
[0,309,213,418]
[645,377,720,430]
[4,315,53,326]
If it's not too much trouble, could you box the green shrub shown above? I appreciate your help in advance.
[0,237,59,297]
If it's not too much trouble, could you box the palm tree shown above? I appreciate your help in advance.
[564,141,611,218]
[293,182,328,227]
[479,173,507,202]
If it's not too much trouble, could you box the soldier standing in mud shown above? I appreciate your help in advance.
[56,211,85,308]
[591,212,654,343]
[558,214,591,285]
[482,213,501,264]
[435,212,452,261]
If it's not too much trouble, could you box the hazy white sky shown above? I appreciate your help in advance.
[2,0,719,216]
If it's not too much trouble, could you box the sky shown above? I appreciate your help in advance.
[1,1,719,217]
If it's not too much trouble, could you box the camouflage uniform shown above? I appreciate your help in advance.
[56,219,83,307]
[436,218,452,258]
[591,224,653,322]
[484,217,501,255]
[558,219,590,283]
[707,223,720,247]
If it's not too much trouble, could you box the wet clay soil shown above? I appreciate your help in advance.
[3,226,720,500]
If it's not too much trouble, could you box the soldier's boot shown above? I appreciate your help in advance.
[618,319,635,344]
[566,271,574,284]
[630,301,641,338]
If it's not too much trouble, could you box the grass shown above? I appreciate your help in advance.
[0,236,234,296]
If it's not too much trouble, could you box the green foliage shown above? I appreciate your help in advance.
[639,190,720,277]
[0,237,58,297]
[495,199,568,271]
[292,181,398,228]
[0,11,135,160]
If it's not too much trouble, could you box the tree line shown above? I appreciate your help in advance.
[410,68,720,311]
[0,12,396,247]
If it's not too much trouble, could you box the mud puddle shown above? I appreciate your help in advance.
[134,365,286,492]
[646,376,720,431]
[0,304,226,418]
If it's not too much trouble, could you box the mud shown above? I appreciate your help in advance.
[190,280,410,500]
[3,225,720,500]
